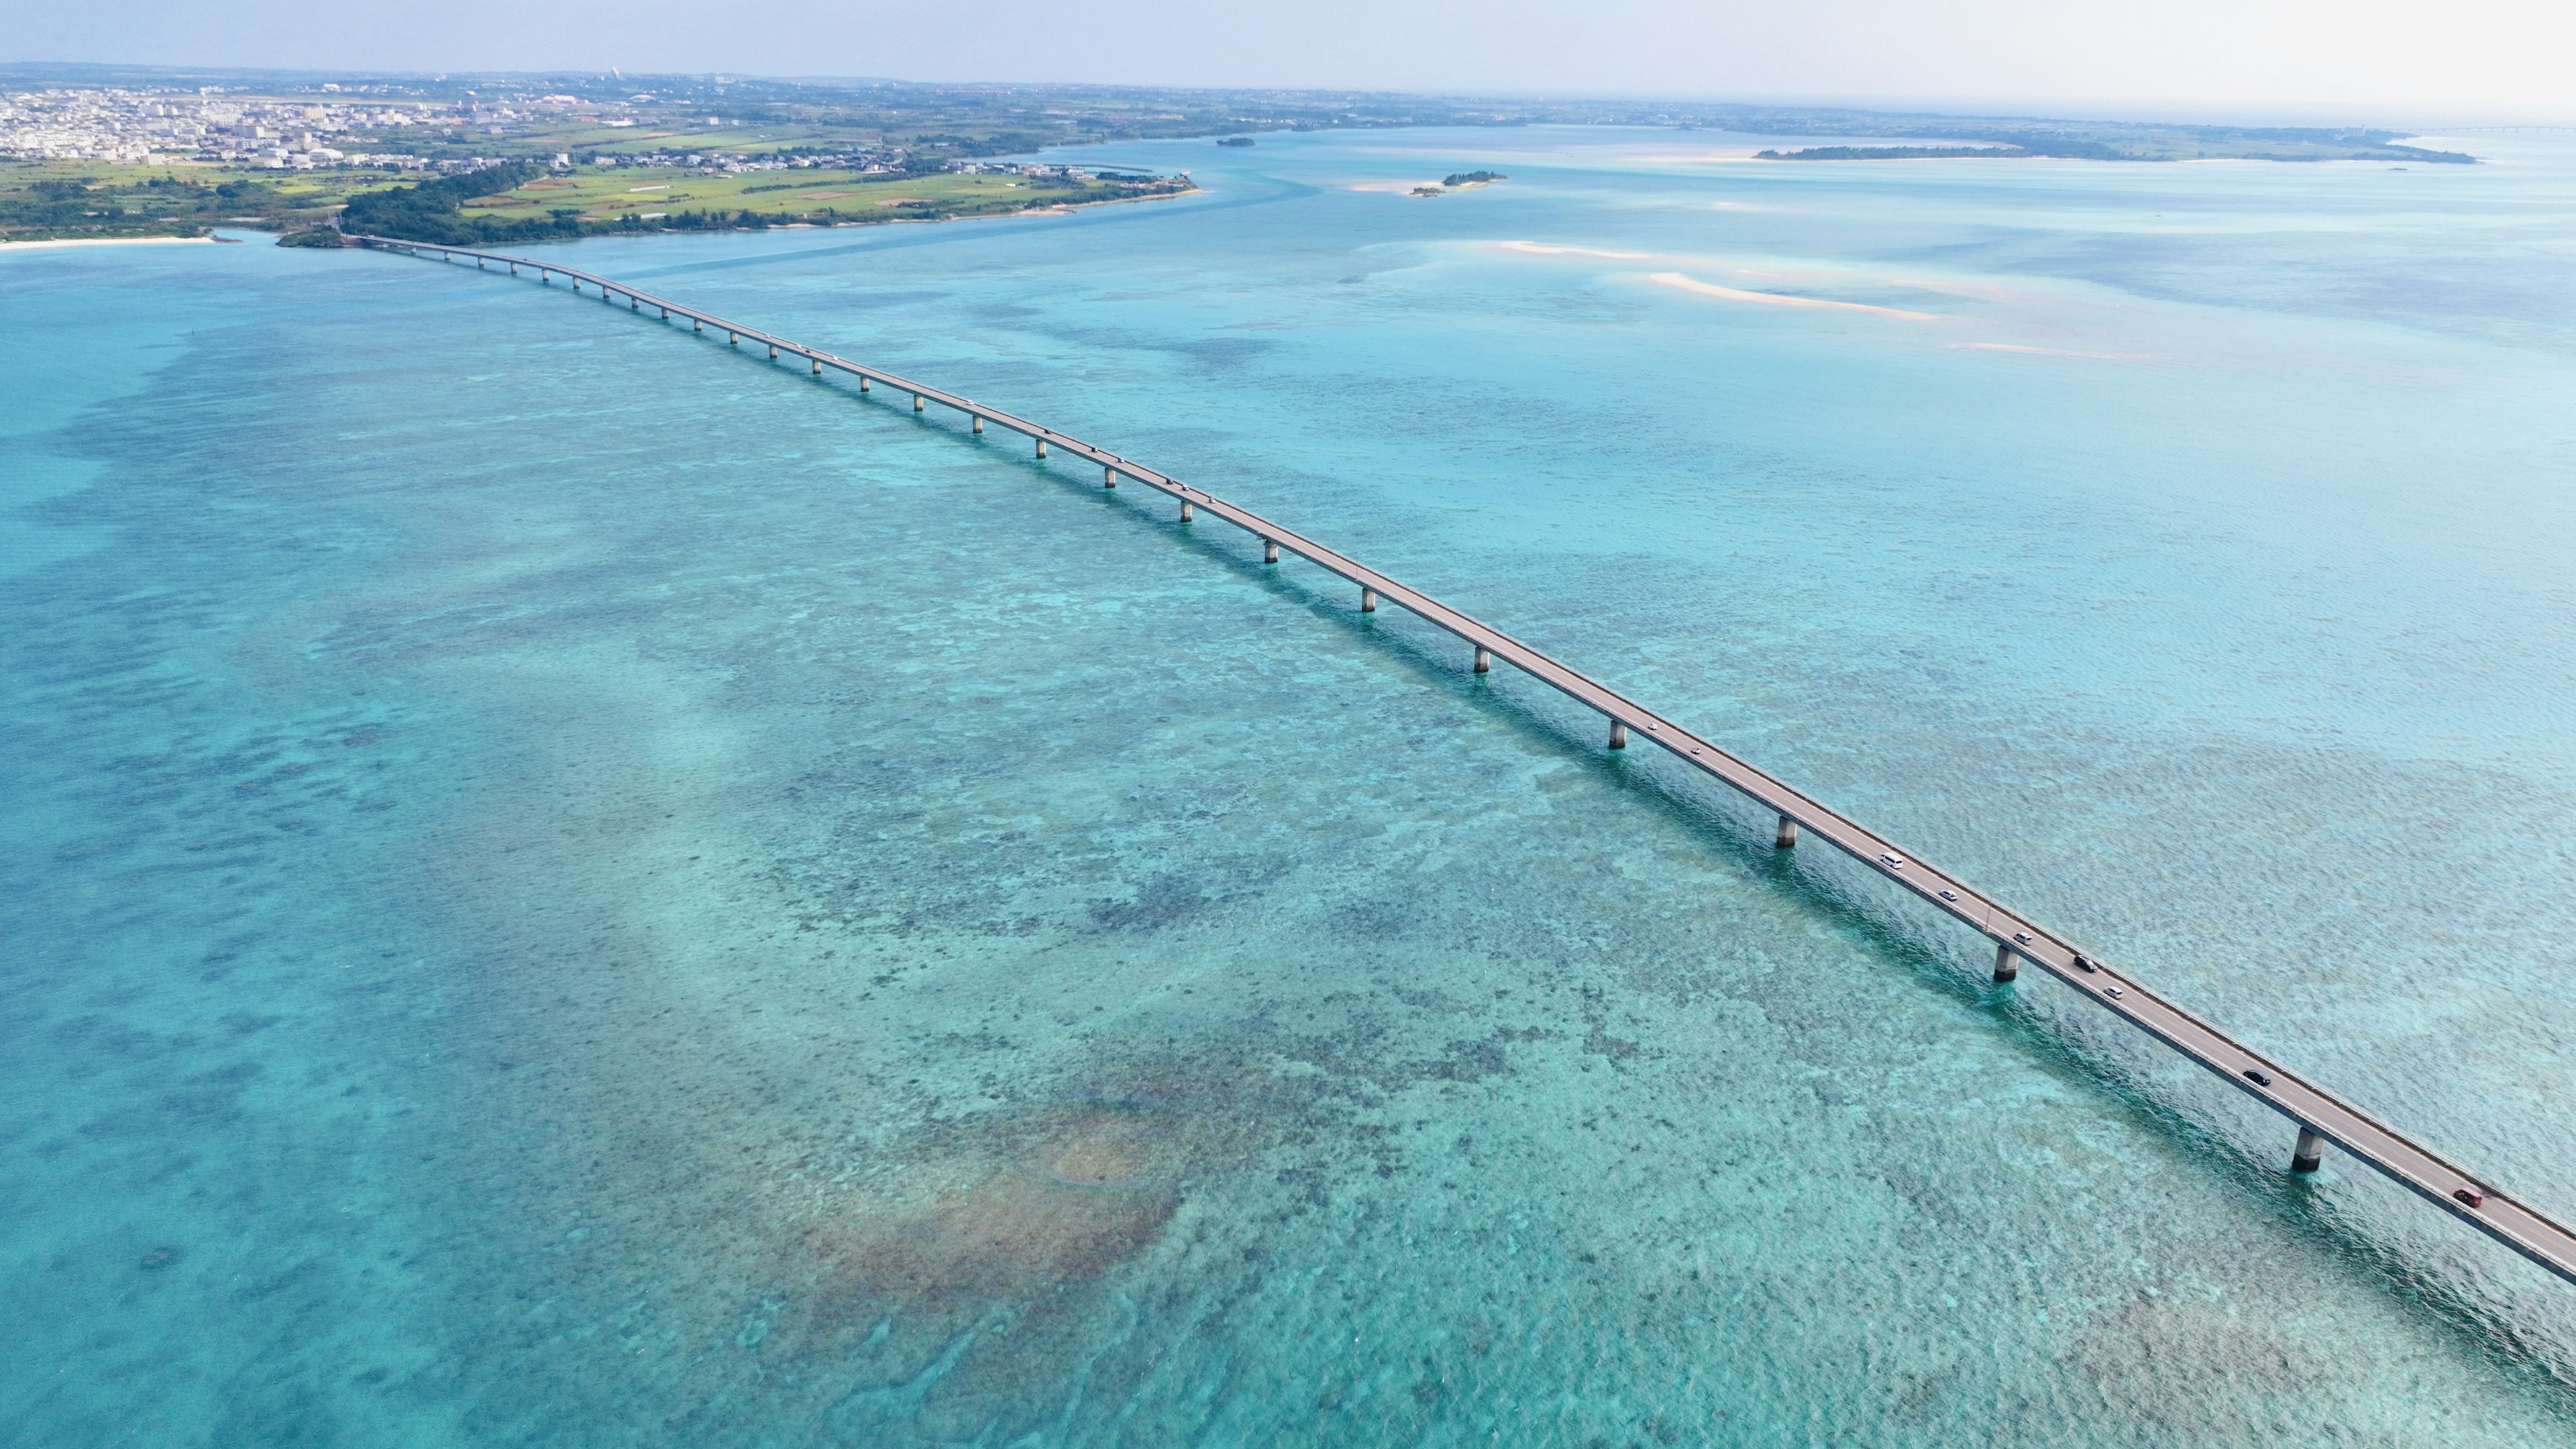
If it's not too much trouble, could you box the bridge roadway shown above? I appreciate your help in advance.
[354,234,2576,1291]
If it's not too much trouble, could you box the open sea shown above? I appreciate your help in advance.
[7,125,2576,1446]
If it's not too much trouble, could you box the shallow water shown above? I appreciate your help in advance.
[5,126,2576,1446]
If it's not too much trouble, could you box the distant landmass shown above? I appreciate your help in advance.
[1757,146,2012,161]
[0,64,2479,241]
[1749,123,2469,163]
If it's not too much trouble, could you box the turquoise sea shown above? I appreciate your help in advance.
[7,125,2576,1446]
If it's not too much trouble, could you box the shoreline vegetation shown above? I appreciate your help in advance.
[0,64,2479,243]
[308,159,1192,247]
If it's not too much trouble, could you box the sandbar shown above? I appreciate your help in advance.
[1648,271,1940,320]
[1954,342,2151,360]
[1500,240,1652,259]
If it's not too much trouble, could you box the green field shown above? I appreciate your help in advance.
[462,168,1157,227]
[0,160,360,241]
[0,158,1187,244]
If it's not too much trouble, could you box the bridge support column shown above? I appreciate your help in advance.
[1035,439,1046,458]
[693,318,702,331]
[1607,720,1627,749]
[660,307,669,319]
[477,258,485,269]
[540,269,549,282]
[768,343,778,360]
[813,357,822,375]
[914,394,924,413]
[858,376,869,391]
[630,296,639,309]
[2292,1127,2324,1174]
[1104,466,1117,488]
[1993,941,2018,983]
[972,415,983,433]
[1263,539,1279,564]
[1179,500,1193,521]
[729,332,739,346]
[1775,815,1799,849]
[1474,645,1491,674]
[1361,587,1377,612]
[508,262,517,274]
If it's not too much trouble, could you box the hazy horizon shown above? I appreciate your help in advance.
[5,0,2571,123]
[0,64,2555,136]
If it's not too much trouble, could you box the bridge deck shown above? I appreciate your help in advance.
[352,234,2576,1291]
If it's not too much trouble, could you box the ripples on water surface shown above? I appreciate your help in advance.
[6,127,2576,1446]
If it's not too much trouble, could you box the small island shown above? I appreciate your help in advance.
[1412,170,1506,197]
[1216,137,1255,148]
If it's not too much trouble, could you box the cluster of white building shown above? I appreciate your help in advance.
[1,85,1175,182]
[0,86,492,169]
[572,152,1104,183]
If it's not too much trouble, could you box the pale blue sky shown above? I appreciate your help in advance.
[6,0,2570,118]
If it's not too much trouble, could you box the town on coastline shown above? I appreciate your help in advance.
[0,64,2476,244]
[0,74,1212,241]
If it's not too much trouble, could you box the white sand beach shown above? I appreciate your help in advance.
[0,235,221,252]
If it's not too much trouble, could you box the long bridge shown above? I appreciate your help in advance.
[352,233,2576,1292]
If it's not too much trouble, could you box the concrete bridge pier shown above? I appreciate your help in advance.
[812,357,822,375]
[768,343,778,360]
[508,262,517,274]
[972,415,983,433]
[859,376,869,391]
[329,236,2576,1289]
[693,318,702,331]
[660,307,669,320]
[914,394,924,413]
[629,295,639,310]
[477,258,485,269]
[1104,466,1117,488]
[1179,500,1193,521]
[1361,587,1377,612]
[1607,719,1627,748]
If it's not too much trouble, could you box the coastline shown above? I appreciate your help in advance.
[0,234,223,252]
[423,177,1197,250]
